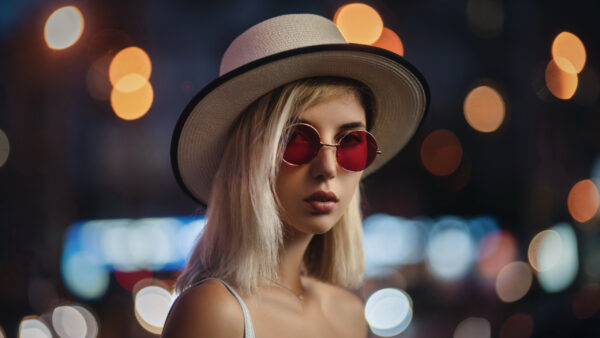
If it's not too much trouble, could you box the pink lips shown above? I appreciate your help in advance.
[304,191,338,213]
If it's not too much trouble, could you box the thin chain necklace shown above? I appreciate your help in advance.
[269,279,304,300]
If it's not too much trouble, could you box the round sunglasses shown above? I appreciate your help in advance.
[282,123,382,172]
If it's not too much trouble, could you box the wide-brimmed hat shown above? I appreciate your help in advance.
[171,13,430,206]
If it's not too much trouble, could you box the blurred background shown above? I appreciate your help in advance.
[1,0,599,337]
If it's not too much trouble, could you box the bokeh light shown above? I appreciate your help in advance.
[100,218,179,271]
[18,316,52,338]
[567,179,600,223]
[176,218,207,259]
[364,288,413,337]
[134,285,176,335]
[426,217,475,281]
[109,47,152,86]
[453,317,491,338]
[552,31,586,74]
[495,261,532,302]
[545,58,578,100]
[421,129,463,176]
[61,216,203,291]
[113,73,147,93]
[477,230,518,279]
[72,306,99,338]
[0,129,9,167]
[52,306,87,338]
[363,214,426,276]
[466,0,504,38]
[0,325,4,338]
[528,230,563,272]
[333,3,383,44]
[44,6,84,50]
[108,46,154,120]
[537,223,578,293]
[499,313,534,338]
[468,216,500,242]
[62,251,110,300]
[372,27,404,56]
[572,283,600,320]
[463,85,505,133]
[110,80,154,120]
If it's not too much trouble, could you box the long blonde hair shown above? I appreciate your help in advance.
[175,77,372,296]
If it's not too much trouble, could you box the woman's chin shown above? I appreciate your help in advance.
[291,215,340,235]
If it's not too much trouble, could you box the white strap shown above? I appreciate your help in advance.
[196,277,255,338]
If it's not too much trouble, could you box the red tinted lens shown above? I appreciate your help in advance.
[283,124,321,165]
[337,131,378,171]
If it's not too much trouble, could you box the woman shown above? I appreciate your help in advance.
[163,13,428,338]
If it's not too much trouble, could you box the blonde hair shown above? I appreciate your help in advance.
[175,77,372,296]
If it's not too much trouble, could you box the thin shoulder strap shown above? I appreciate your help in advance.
[195,277,256,338]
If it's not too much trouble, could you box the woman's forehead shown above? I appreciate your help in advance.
[297,92,366,131]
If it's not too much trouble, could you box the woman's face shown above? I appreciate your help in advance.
[276,91,366,236]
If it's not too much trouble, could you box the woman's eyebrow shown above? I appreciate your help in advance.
[338,121,366,130]
[296,119,366,130]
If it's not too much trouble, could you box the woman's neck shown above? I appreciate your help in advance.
[276,226,314,292]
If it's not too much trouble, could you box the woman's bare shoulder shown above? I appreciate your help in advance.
[161,279,244,338]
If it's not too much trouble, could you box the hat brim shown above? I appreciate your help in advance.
[172,43,430,207]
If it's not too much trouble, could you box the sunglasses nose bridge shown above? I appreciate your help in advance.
[310,141,339,172]
[319,142,339,149]
[316,142,340,161]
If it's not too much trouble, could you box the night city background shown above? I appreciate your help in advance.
[1,0,600,337]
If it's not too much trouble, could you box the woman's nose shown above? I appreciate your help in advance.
[309,145,337,180]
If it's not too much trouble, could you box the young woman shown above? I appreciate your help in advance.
[163,13,428,338]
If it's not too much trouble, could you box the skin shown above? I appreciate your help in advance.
[162,91,368,338]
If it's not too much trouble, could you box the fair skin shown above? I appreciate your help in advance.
[162,91,368,338]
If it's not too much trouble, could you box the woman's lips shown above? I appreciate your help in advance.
[305,200,337,213]
[303,191,338,213]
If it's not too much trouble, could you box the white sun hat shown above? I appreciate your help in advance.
[171,13,430,206]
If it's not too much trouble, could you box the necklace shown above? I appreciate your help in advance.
[269,279,304,300]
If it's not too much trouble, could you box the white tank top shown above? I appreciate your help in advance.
[191,277,256,338]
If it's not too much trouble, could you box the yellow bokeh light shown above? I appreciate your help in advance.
[372,27,404,56]
[44,6,84,50]
[545,58,578,100]
[0,129,9,168]
[495,261,533,302]
[568,179,600,223]
[420,129,463,176]
[527,230,562,272]
[111,80,154,120]
[463,85,505,133]
[552,31,586,74]
[109,47,152,87]
[333,3,383,44]
[114,73,148,93]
